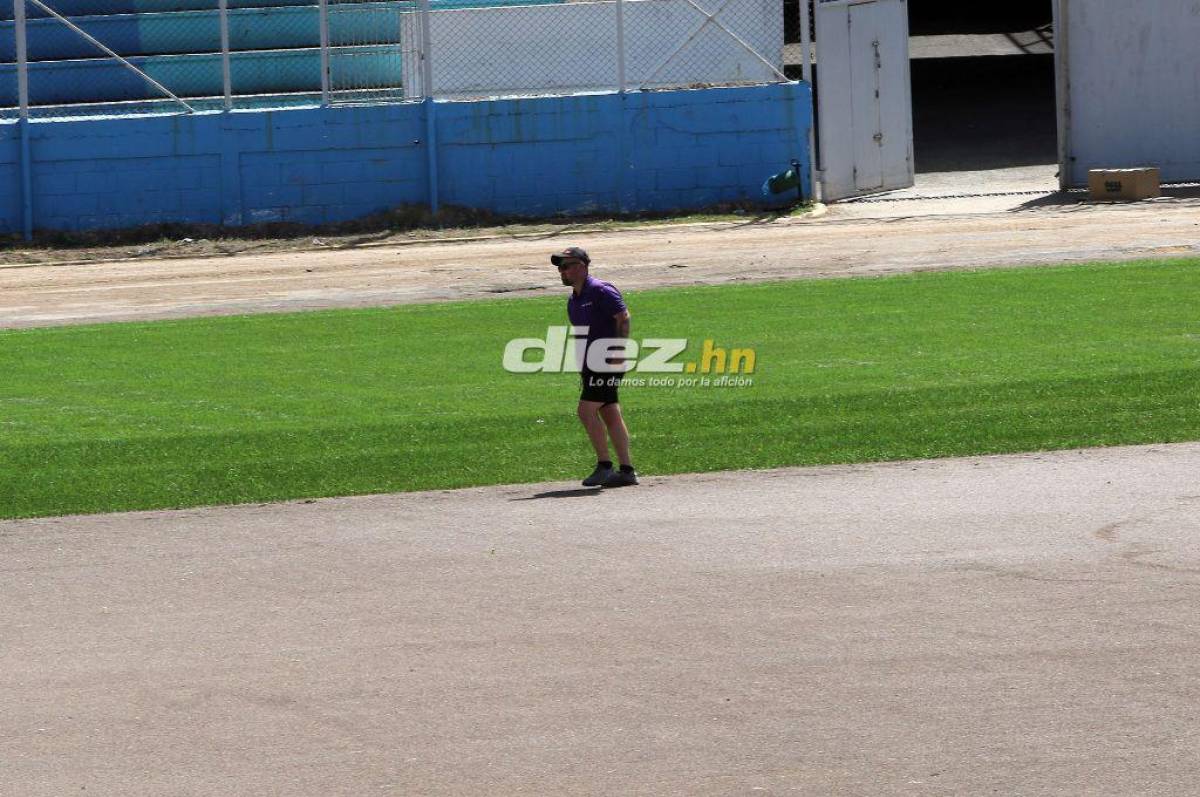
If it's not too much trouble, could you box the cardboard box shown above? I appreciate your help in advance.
[1088,168,1161,201]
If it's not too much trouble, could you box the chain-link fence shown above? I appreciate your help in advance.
[1,0,796,119]
[327,0,407,104]
[414,0,789,100]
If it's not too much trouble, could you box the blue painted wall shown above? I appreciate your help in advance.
[0,82,812,234]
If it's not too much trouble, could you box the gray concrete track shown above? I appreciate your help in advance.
[3,443,1200,795]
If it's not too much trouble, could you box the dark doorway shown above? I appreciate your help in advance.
[907,0,1057,174]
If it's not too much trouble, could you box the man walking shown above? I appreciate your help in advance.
[552,246,639,488]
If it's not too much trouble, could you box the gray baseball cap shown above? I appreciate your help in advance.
[551,246,590,266]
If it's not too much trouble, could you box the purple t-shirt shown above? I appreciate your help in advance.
[567,275,627,342]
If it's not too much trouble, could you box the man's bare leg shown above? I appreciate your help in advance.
[577,400,611,461]
[599,402,632,467]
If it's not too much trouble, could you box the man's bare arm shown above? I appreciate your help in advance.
[615,309,631,339]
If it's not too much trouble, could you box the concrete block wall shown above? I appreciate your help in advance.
[1062,0,1200,185]
[0,82,812,234]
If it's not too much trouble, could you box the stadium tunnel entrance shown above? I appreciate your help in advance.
[907,0,1057,177]
[786,0,1059,199]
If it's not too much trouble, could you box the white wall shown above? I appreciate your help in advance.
[1060,0,1200,185]
[402,0,784,99]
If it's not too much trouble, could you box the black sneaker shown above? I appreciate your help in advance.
[582,464,614,487]
[603,468,639,488]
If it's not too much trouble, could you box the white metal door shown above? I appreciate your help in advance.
[816,0,914,201]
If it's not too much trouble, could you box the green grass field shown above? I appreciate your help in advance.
[2,258,1198,519]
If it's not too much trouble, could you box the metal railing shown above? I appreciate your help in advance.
[1,0,797,119]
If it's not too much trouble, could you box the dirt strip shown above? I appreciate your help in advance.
[2,196,1198,328]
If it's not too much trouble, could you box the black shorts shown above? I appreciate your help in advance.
[580,369,620,405]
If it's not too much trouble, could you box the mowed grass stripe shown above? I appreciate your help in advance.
[1,258,1198,519]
